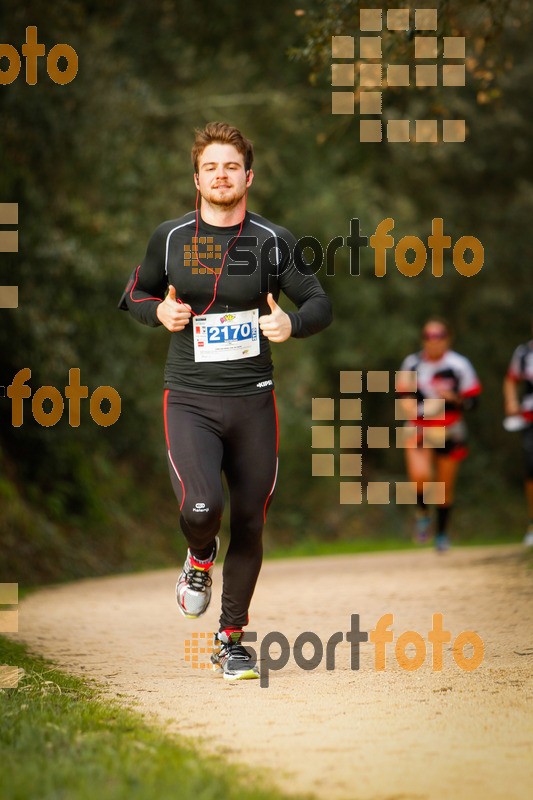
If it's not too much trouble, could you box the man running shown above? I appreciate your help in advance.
[119,122,332,679]
[504,330,533,545]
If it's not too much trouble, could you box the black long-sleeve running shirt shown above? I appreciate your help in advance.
[119,210,333,395]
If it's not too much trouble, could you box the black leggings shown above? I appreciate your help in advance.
[164,389,278,630]
[523,424,533,479]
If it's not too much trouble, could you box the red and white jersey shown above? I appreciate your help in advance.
[507,340,533,419]
[399,349,482,426]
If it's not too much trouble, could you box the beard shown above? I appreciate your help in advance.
[202,183,246,210]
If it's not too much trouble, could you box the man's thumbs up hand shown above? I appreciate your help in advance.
[156,284,192,332]
[259,293,292,342]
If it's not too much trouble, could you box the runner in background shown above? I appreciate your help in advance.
[503,328,533,546]
[119,122,332,679]
[397,318,481,551]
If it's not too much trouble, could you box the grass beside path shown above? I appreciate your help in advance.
[0,636,310,800]
[264,532,525,559]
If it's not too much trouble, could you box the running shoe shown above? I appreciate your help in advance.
[413,511,432,544]
[523,524,533,547]
[211,629,259,680]
[434,532,450,552]
[176,537,219,619]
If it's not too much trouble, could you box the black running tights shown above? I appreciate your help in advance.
[164,389,278,630]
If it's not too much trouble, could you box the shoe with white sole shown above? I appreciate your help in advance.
[176,537,219,619]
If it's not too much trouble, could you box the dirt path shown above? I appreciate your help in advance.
[11,545,533,800]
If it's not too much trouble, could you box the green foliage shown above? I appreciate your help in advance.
[0,0,531,583]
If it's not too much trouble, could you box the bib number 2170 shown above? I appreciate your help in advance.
[193,308,260,362]
[207,322,251,343]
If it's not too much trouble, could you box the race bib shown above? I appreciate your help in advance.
[193,309,260,362]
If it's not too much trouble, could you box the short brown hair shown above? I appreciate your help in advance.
[191,122,254,173]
